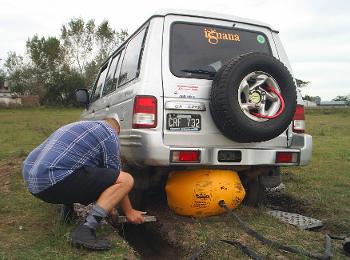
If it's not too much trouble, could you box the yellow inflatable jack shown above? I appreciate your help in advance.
[165,169,246,217]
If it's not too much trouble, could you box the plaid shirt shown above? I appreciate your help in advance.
[23,121,120,194]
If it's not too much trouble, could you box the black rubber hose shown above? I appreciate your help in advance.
[218,200,332,260]
[323,234,332,259]
[189,239,264,260]
[189,240,216,260]
[328,234,350,256]
[221,239,263,260]
[343,239,350,255]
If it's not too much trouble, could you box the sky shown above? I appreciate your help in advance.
[1,0,349,101]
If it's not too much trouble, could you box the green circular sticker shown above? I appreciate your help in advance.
[257,35,265,44]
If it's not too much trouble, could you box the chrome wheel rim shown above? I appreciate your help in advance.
[237,71,282,122]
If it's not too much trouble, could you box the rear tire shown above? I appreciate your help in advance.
[121,163,148,211]
[210,52,297,142]
[243,176,266,207]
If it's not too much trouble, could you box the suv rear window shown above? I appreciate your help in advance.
[170,23,271,79]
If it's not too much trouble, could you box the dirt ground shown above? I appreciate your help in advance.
[115,188,331,260]
[1,158,347,259]
[0,158,22,193]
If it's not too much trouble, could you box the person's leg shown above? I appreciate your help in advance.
[71,171,141,250]
[82,171,134,231]
[32,167,132,250]
[96,170,134,211]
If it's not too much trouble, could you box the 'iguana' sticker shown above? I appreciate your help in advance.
[204,28,240,45]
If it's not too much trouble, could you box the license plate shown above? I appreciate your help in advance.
[167,114,201,131]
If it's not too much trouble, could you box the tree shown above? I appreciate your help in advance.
[61,18,128,80]
[304,95,316,102]
[42,66,85,105]
[0,68,6,88]
[4,17,127,105]
[4,52,37,95]
[84,60,99,89]
[25,35,65,99]
[333,95,350,105]
[25,35,66,102]
[61,18,96,75]
[26,35,64,75]
[4,52,24,78]
[295,78,310,88]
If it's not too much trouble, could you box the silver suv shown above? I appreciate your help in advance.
[76,9,312,204]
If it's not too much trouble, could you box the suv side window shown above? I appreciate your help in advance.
[103,53,121,96]
[91,64,108,101]
[118,27,147,86]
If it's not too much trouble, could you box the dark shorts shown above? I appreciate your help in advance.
[33,167,119,205]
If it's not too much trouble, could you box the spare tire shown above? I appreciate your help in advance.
[210,53,297,143]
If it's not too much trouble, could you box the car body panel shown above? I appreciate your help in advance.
[80,10,312,168]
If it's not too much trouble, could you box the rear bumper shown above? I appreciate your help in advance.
[119,131,312,167]
[290,133,312,166]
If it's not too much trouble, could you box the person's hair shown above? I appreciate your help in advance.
[104,118,120,133]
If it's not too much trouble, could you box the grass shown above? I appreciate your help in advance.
[285,108,350,234]
[0,107,136,259]
[146,107,350,259]
[0,107,349,259]
[0,107,81,163]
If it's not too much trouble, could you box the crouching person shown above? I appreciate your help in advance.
[22,114,145,250]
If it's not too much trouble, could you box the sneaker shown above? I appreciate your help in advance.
[59,204,78,224]
[70,224,111,250]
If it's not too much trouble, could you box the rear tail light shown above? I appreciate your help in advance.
[171,150,201,163]
[276,152,298,163]
[132,95,157,128]
[293,105,305,133]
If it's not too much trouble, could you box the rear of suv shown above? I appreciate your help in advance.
[76,9,312,204]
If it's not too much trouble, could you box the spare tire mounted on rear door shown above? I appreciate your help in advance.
[210,52,297,143]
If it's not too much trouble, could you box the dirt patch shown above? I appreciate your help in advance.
[60,189,328,259]
[264,192,310,214]
[71,202,178,260]
[130,190,241,259]
[0,159,22,192]
[0,166,11,192]
[53,184,327,259]
[118,224,180,260]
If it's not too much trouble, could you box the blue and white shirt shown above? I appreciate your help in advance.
[23,121,120,194]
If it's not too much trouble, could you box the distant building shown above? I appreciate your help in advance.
[302,95,348,107]
[0,87,21,107]
[0,82,39,107]
[0,88,11,98]
[319,101,348,107]
[303,100,317,107]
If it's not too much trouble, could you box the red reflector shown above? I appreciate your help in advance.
[293,105,305,133]
[172,151,200,163]
[132,95,157,128]
[276,152,298,163]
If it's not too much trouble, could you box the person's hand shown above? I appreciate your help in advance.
[125,209,147,224]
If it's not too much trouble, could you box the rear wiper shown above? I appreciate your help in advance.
[181,69,216,77]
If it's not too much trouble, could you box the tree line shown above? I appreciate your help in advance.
[2,19,347,106]
[0,18,128,106]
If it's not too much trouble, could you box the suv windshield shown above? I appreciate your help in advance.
[170,23,271,79]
